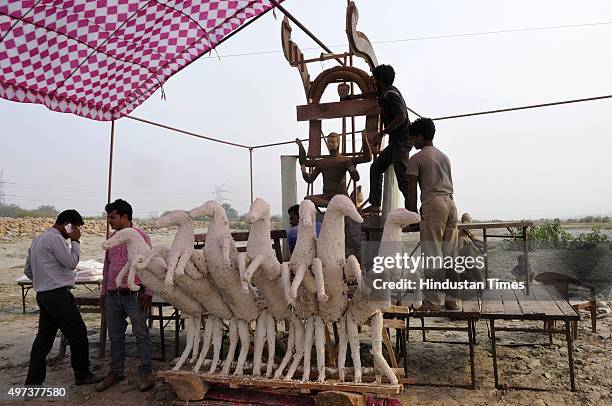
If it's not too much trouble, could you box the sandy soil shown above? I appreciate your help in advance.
[0,230,611,405]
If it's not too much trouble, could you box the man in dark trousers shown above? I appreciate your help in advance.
[24,210,102,386]
[345,64,412,214]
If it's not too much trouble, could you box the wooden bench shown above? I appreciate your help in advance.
[194,230,287,262]
[481,285,580,391]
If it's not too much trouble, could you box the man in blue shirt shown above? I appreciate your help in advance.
[287,204,321,252]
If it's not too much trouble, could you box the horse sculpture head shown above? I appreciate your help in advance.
[385,208,421,228]
[189,201,227,221]
[299,199,316,227]
[102,227,142,250]
[154,210,191,228]
[245,198,270,224]
[327,195,363,224]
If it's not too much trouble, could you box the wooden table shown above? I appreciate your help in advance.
[194,230,287,262]
[481,285,580,391]
[362,221,534,292]
[393,294,481,389]
[149,295,182,361]
[17,279,102,315]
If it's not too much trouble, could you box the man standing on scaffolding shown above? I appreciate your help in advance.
[343,64,412,214]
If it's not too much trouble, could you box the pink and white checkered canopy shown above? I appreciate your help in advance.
[0,0,280,121]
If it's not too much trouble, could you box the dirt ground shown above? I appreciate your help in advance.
[0,230,611,405]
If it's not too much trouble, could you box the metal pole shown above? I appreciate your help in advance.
[269,0,344,66]
[106,121,115,238]
[249,148,254,202]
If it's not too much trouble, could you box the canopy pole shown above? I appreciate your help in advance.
[106,120,115,238]
[249,148,254,203]
[269,0,344,66]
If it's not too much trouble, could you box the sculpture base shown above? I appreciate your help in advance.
[159,370,402,397]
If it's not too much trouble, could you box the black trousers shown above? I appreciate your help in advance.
[369,143,412,208]
[25,287,91,385]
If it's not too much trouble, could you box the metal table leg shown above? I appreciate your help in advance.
[174,308,180,358]
[21,285,27,314]
[565,320,576,392]
[468,319,476,389]
[490,319,500,389]
[404,317,410,373]
[99,307,107,358]
[159,304,165,362]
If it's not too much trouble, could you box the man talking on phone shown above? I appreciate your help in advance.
[24,210,103,386]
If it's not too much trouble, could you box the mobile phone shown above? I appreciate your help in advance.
[64,224,73,234]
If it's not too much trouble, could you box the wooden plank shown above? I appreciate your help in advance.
[543,285,580,319]
[500,289,522,316]
[382,329,398,369]
[204,386,313,406]
[514,289,544,316]
[381,319,406,330]
[458,221,533,230]
[314,391,366,406]
[480,289,504,316]
[459,291,481,314]
[174,372,402,395]
[297,99,380,121]
[530,286,567,318]
[384,305,410,315]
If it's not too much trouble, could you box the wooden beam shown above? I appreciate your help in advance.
[164,371,403,395]
[297,99,379,121]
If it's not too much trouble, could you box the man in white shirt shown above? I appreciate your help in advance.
[24,210,102,386]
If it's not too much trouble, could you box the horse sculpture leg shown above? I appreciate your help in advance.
[337,315,348,382]
[265,315,277,378]
[372,310,398,384]
[193,316,214,373]
[285,319,305,380]
[234,320,250,376]
[221,319,238,375]
[274,319,295,379]
[301,317,315,382]
[253,310,268,376]
[346,313,362,383]
[314,316,326,382]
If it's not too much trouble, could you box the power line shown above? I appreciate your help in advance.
[206,20,612,59]
[4,181,214,196]
[432,94,612,121]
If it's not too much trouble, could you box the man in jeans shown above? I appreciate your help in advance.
[25,210,103,386]
[407,118,460,310]
[96,199,155,392]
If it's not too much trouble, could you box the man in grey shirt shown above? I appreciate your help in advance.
[24,210,102,386]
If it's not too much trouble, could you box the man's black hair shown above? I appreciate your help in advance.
[288,204,300,216]
[55,209,84,226]
[409,118,436,141]
[372,64,395,86]
[105,199,133,221]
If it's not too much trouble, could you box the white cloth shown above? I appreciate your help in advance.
[76,259,103,272]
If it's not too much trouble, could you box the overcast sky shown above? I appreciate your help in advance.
[1,0,611,219]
